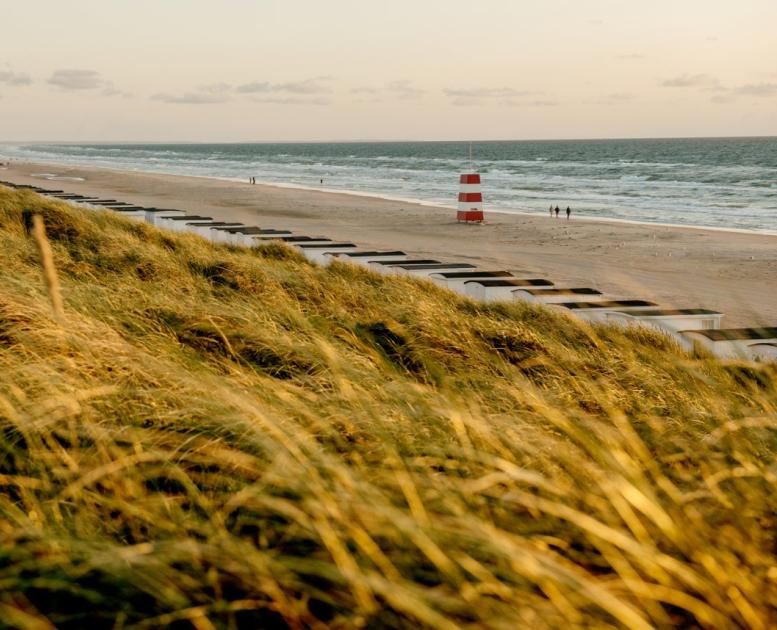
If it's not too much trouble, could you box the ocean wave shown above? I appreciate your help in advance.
[3,138,777,233]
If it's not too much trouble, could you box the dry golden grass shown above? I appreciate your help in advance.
[0,186,776,629]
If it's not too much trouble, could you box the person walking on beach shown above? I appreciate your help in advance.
[554,205,560,218]
[549,204,554,217]
[566,206,571,220]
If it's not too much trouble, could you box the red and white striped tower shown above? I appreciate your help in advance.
[457,173,484,223]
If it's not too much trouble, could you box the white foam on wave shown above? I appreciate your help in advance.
[4,140,777,236]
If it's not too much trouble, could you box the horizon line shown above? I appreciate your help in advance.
[2,134,777,146]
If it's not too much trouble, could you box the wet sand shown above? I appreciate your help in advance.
[3,160,777,327]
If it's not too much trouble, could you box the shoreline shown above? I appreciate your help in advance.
[4,157,777,238]
[3,159,777,327]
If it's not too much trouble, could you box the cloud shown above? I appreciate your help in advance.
[444,87,530,100]
[234,81,271,94]
[661,73,719,88]
[249,97,330,106]
[278,78,333,94]
[151,92,229,104]
[348,81,424,101]
[733,83,777,97]
[48,69,105,90]
[200,82,232,94]
[0,70,32,86]
[449,98,481,107]
[386,80,425,100]
[151,78,335,105]
[444,86,548,107]
[101,85,132,98]
[236,77,332,95]
[47,68,128,97]
[348,80,426,101]
[659,71,777,102]
[587,92,635,106]
[703,82,777,104]
[150,82,232,104]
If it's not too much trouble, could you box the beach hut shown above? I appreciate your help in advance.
[90,203,133,211]
[50,194,100,203]
[552,300,659,323]
[107,207,150,221]
[680,328,777,360]
[604,309,723,350]
[196,222,244,239]
[295,243,360,263]
[230,228,294,247]
[464,279,554,302]
[224,228,293,246]
[145,208,187,226]
[324,251,409,266]
[750,344,777,361]
[605,309,723,333]
[177,220,229,235]
[159,216,214,232]
[368,260,442,274]
[204,226,240,244]
[259,235,329,242]
[207,225,264,243]
[247,235,329,247]
[169,220,237,237]
[391,263,477,277]
[46,193,87,200]
[458,174,484,223]
[512,287,604,304]
[429,271,515,295]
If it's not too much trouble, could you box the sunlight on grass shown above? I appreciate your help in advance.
[1,187,776,628]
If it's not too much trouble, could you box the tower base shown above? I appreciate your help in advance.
[457,210,484,223]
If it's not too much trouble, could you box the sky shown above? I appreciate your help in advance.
[1,0,776,142]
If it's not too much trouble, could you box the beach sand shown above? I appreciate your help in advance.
[3,160,777,327]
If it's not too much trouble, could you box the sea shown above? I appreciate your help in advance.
[3,137,777,233]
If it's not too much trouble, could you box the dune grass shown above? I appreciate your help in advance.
[0,186,776,628]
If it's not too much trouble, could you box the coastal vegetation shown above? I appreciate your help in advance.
[1,186,776,628]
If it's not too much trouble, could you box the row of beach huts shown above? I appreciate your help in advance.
[4,180,777,362]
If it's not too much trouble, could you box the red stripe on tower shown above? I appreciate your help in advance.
[458,192,483,203]
[460,174,481,185]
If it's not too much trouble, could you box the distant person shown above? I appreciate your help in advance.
[549,204,554,217]
[566,206,571,220]
[320,178,324,185]
[555,205,560,218]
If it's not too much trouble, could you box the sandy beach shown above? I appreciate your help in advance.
[3,160,777,327]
